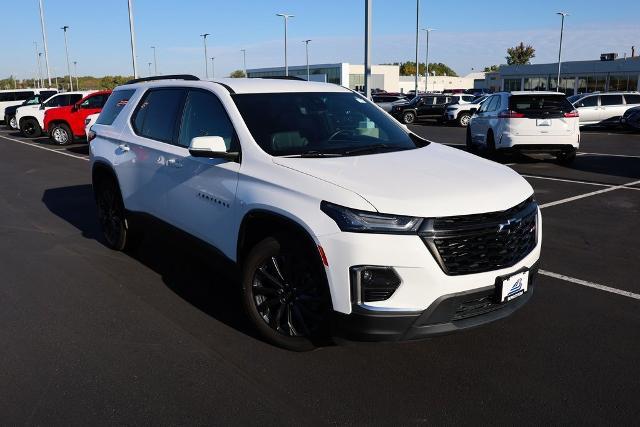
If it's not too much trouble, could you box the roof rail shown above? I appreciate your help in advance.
[125,74,200,85]
[256,76,306,81]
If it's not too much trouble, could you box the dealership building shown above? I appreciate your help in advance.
[247,63,481,93]
[484,55,640,95]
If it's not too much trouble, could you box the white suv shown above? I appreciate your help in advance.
[16,91,90,137]
[90,75,541,350]
[467,91,580,164]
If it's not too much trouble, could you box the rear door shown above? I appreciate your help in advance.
[574,95,599,124]
[507,94,577,136]
[599,94,625,123]
[416,96,434,118]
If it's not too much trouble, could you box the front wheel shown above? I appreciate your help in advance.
[402,111,416,124]
[241,236,332,351]
[457,113,471,127]
[50,123,73,145]
[20,118,42,138]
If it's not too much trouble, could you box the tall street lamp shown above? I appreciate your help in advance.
[210,57,215,79]
[241,49,247,77]
[38,0,52,86]
[73,60,79,89]
[556,12,569,93]
[61,26,73,91]
[147,62,152,77]
[303,40,311,81]
[414,0,420,94]
[422,28,434,93]
[38,53,44,88]
[151,46,158,75]
[364,0,372,98]
[276,13,294,76]
[200,33,210,79]
[33,42,42,88]
[127,0,138,78]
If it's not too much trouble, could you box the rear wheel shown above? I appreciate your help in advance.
[457,113,471,127]
[485,130,496,155]
[50,123,73,145]
[402,111,416,124]
[465,127,477,154]
[94,176,141,251]
[20,118,42,138]
[8,116,17,129]
[556,149,576,165]
[241,235,332,351]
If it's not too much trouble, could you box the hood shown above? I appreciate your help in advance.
[273,143,533,218]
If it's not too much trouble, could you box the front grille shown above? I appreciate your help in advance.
[420,197,538,275]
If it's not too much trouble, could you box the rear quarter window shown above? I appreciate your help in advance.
[600,95,623,106]
[623,94,640,105]
[97,89,136,125]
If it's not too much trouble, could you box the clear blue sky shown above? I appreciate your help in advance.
[2,0,639,80]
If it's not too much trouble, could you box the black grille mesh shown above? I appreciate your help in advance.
[421,198,537,275]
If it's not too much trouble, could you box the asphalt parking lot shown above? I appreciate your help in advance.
[1,125,639,424]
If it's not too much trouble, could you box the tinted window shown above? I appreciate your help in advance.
[40,91,57,100]
[68,94,83,104]
[178,90,236,150]
[15,91,34,101]
[232,92,422,157]
[44,94,67,107]
[624,94,640,104]
[81,94,109,109]
[0,92,15,102]
[509,95,574,114]
[600,95,623,106]
[577,96,598,107]
[97,89,135,125]
[483,96,500,112]
[435,96,448,104]
[133,88,186,143]
[462,96,475,102]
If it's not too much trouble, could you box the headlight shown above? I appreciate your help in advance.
[321,201,422,234]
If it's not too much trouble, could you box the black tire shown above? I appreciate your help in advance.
[457,113,471,127]
[465,127,477,154]
[94,176,141,252]
[485,130,496,155]
[402,111,416,124]
[241,235,332,351]
[556,149,577,165]
[50,122,73,145]
[9,116,17,129]
[20,117,42,138]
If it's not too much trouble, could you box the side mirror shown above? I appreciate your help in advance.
[71,104,79,112]
[39,104,45,110]
[188,136,239,161]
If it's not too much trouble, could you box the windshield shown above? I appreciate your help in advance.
[566,94,585,104]
[23,95,41,105]
[232,92,425,157]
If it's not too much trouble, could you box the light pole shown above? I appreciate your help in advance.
[38,0,52,86]
[33,42,42,88]
[241,49,247,77]
[147,62,152,77]
[210,57,215,79]
[364,0,372,98]
[151,46,158,75]
[61,26,73,91]
[303,40,311,81]
[422,28,434,93]
[414,0,420,94]
[38,53,44,88]
[276,13,294,76]
[127,0,139,78]
[556,12,569,93]
[73,61,79,89]
[200,33,210,79]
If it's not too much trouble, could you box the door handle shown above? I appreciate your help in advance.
[118,144,130,152]
[166,158,183,168]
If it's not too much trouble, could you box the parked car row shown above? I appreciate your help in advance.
[1,88,111,145]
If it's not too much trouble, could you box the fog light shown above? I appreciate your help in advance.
[350,266,402,303]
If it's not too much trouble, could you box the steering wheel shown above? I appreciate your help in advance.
[327,129,357,141]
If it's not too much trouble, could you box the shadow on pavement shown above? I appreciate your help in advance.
[41,184,256,340]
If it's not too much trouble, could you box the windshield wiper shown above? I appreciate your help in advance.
[343,144,395,156]
[282,150,344,158]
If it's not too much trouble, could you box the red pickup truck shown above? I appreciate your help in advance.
[44,90,111,145]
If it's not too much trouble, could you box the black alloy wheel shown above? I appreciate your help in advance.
[95,178,129,251]
[20,118,42,138]
[403,111,416,124]
[242,236,331,351]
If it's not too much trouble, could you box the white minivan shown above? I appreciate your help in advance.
[572,92,640,126]
[90,76,541,350]
[467,91,580,164]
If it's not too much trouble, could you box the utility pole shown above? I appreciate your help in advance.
[556,12,569,93]
[422,28,434,93]
[210,57,215,79]
[151,46,158,75]
[38,53,44,88]
[73,61,79,89]
[127,0,139,78]
[364,0,372,98]
[61,26,73,91]
[414,0,420,94]
[200,33,210,79]
[241,49,247,77]
[303,40,311,81]
[38,0,52,86]
[34,42,42,88]
[147,62,152,77]
[276,13,294,76]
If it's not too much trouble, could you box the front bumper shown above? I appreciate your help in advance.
[333,263,538,341]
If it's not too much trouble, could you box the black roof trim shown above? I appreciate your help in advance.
[255,76,306,81]
[125,74,200,85]
[215,82,236,94]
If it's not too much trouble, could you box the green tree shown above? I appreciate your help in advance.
[505,42,535,65]
[386,62,458,77]
[483,65,500,72]
[229,70,246,78]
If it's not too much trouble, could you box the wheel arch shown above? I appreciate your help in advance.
[91,161,120,193]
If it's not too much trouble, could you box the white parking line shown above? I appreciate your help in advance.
[0,133,89,161]
[521,174,613,188]
[540,270,640,301]
[579,152,640,159]
[539,179,640,209]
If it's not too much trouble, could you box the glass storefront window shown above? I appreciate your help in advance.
[559,77,575,95]
[629,75,639,92]
[503,78,521,91]
[586,75,606,92]
[608,75,630,91]
[576,77,588,94]
[523,76,548,91]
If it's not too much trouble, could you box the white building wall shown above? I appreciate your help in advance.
[398,74,479,93]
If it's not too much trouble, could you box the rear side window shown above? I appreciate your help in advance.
[577,96,598,107]
[40,91,57,99]
[509,95,574,114]
[80,94,110,109]
[96,89,135,125]
[624,94,640,104]
[15,91,35,101]
[600,95,623,106]
[44,95,67,107]
[435,96,447,104]
[178,90,237,150]
[132,88,186,143]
